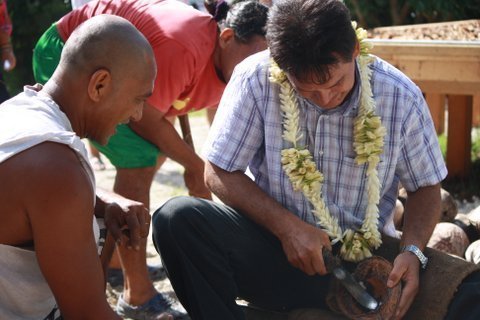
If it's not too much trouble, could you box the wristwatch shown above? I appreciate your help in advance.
[401,245,428,269]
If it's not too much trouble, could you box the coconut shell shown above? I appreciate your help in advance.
[329,256,401,320]
[465,239,480,264]
[427,222,470,257]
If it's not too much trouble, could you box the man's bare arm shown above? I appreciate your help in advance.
[129,103,211,199]
[388,183,442,319]
[24,142,120,319]
[205,161,331,275]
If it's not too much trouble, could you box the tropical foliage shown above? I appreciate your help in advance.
[5,0,70,95]
[345,0,480,28]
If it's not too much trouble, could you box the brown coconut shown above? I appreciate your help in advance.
[465,239,480,264]
[329,256,401,320]
[398,188,457,223]
[427,222,470,257]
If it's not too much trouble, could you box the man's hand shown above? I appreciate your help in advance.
[278,217,331,275]
[103,198,150,251]
[387,252,420,319]
[184,166,212,199]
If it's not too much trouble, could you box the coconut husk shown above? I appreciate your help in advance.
[427,222,470,257]
[465,239,480,264]
[328,256,401,320]
[398,188,458,223]
[324,235,480,320]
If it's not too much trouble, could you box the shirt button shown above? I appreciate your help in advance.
[318,150,324,156]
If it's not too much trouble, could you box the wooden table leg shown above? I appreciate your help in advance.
[473,95,480,127]
[447,95,473,178]
[426,93,446,134]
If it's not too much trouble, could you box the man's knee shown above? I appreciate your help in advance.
[152,196,205,238]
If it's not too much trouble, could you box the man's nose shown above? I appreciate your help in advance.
[313,90,333,106]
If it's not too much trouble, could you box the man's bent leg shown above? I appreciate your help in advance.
[113,165,158,304]
[152,196,331,320]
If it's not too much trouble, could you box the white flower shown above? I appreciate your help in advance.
[271,23,384,263]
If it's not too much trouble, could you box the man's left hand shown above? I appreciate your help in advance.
[387,251,421,319]
[103,199,150,251]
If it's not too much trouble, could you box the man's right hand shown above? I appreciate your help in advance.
[184,166,212,200]
[278,217,332,276]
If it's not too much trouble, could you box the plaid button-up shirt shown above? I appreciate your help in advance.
[205,50,447,233]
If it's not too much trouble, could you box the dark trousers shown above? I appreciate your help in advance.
[152,196,331,320]
[153,196,480,320]
[446,272,480,320]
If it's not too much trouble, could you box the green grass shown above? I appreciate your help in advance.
[440,128,480,201]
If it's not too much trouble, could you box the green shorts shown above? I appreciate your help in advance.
[91,124,161,169]
[33,24,161,169]
[33,23,64,85]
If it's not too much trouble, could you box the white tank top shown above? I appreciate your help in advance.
[0,85,98,319]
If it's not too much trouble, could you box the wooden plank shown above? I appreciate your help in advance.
[473,95,480,127]
[446,95,472,178]
[370,40,480,96]
[369,40,480,177]
[413,81,480,96]
[426,94,446,134]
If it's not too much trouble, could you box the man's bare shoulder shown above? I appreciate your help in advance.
[0,141,94,245]
[0,141,91,191]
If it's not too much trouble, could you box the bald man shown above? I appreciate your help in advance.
[0,15,169,320]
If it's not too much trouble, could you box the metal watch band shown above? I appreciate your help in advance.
[402,245,428,269]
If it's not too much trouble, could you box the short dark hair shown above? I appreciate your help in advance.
[267,0,357,83]
[207,0,268,43]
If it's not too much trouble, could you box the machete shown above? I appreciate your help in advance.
[323,248,379,311]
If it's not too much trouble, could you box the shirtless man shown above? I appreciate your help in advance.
[0,15,169,319]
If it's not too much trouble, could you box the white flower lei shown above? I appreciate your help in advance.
[270,22,387,262]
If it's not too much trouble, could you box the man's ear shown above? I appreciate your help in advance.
[353,40,360,58]
[87,68,111,102]
[218,28,235,49]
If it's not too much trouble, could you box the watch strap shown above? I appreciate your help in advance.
[402,244,428,269]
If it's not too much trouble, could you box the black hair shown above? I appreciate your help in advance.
[205,0,268,43]
[267,0,357,83]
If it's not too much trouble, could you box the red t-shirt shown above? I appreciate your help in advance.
[0,0,12,35]
[57,0,225,117]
